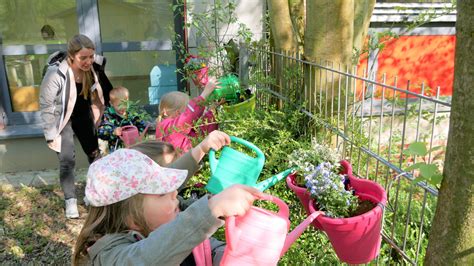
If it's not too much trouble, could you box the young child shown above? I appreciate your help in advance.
[156,77,221,154]
[98,86,148,152]
[73,131,264,265]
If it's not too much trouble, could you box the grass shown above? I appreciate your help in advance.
[0,182,87,264]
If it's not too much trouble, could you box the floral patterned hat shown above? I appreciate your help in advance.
[86,149,188,207]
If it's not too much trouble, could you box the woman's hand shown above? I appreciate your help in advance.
[200,77,220,99]
[208,184,265,219]
[191,130,230,162]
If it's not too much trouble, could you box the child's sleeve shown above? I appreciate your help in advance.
[168,151,200,191]
[169,96,207,133]
[199,109,218,135]
[90,196,224,265]
[97,113,117,141]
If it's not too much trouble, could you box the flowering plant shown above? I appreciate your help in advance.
[185,56,207,72]
[305,162,358,218]
[288,140,359,218]
[288,140,340,184]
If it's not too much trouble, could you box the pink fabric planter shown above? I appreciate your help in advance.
[308,163,387,264]
[192,66,209,88]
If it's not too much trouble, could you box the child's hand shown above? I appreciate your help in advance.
[198,130,230,153]
[190,130,230,163]
[208,184,264,219]
[200,77,220,99]
[113,127,122,136]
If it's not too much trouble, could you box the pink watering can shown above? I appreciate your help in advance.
[221,194,323,266]
[119,125,149,147]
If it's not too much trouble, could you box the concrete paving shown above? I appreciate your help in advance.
[0,168,87,188]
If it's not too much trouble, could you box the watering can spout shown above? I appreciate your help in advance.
[255,168,294,191]
[280,211,324,257]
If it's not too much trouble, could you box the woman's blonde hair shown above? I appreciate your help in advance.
[72,141,178,265]
[157,91,190,121]
[67,34,95,100]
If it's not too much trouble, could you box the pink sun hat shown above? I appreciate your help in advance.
[86,149,188,207]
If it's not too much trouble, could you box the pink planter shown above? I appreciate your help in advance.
[286,172,323,230]
[191,66,209,88]
[285,160,354,230]
[287,160,387,264]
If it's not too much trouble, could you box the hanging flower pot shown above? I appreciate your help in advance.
[191,66,209,88]
[307,162,387,264]
[286,160,353,230]
[185,55,209,88]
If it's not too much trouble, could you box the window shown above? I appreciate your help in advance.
[98,0,178,105]
[0,0,77,114]
[0,0,182,128]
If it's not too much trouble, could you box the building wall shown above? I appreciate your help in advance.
[0,138,88,172]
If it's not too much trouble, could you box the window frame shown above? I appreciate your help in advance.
[0,0,185,127]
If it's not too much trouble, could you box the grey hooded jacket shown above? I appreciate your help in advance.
[39,53,107,152]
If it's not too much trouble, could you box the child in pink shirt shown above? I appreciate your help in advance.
[156,77,220,154]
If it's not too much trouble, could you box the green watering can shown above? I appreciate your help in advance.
[208,75,241,104]
[206,136,294,194]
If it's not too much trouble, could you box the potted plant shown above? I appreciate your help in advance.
[287,140,341,219]
[174,0,256,113]
[287,141,387,264]
[185,55,209,88]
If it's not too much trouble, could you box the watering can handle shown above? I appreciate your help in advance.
[257,194,290,219]
[209,136,264,173]
[229,136,265,159]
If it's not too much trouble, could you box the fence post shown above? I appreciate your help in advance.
[239,41,249,89]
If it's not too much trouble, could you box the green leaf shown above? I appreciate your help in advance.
[404,142,428,156]
[406,162,426,171]
[430,174,443,186]
[419,164,438,179]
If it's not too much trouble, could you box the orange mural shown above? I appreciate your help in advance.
[357,35,455,99]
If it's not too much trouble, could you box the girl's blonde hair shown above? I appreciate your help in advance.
[67,34,95,100]
[72,141,178,265]
[157,91,190,122]
[109,86,130,103]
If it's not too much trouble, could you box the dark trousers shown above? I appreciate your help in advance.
[57,120,99,199]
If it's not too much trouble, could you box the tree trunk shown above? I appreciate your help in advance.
[424,1,474,265]
[353,0,376,61]
[267,0,298,52]
[303,0,354,65]
[289,0,305,51]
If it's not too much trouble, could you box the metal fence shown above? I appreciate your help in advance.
[248,46,451,265]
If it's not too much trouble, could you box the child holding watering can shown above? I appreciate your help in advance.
[98,86,148,153]
[155,77,223,154]
[73,130,265,265]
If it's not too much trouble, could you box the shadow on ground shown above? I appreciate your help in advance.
[0,182,88,264]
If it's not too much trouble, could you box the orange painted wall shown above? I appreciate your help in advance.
[357,35,455,99]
